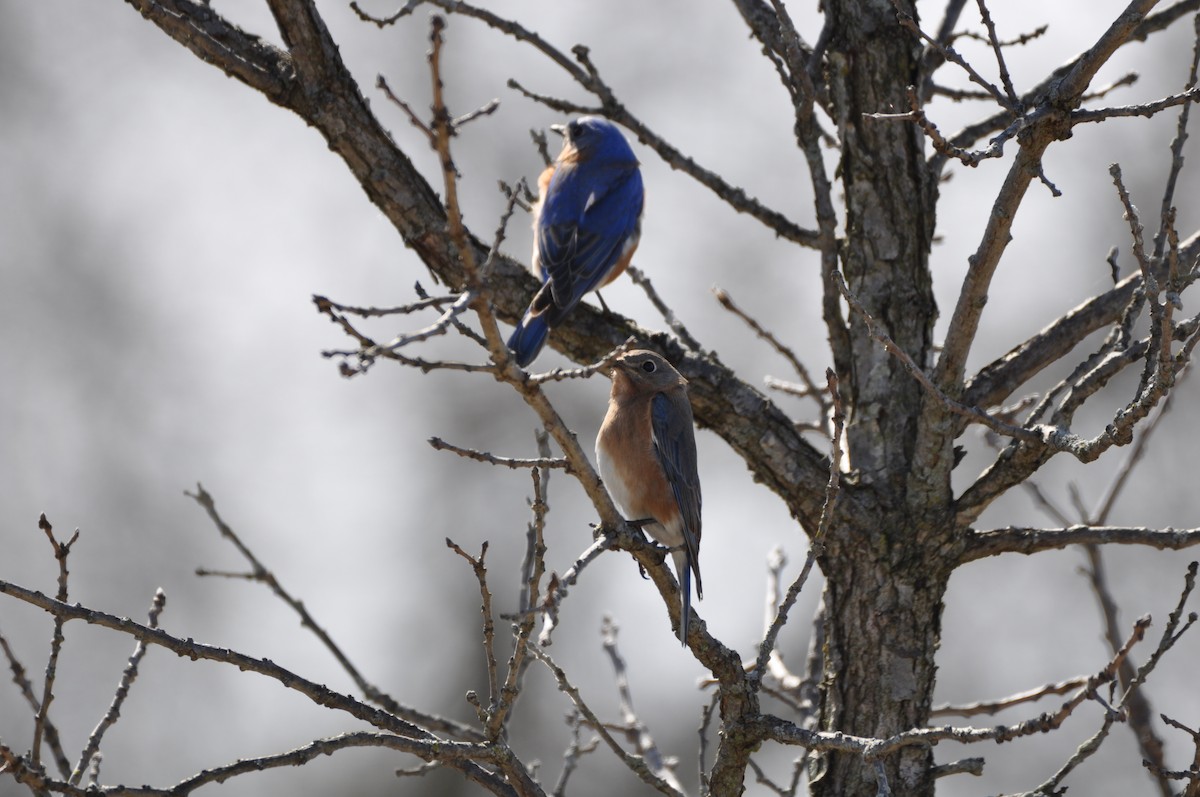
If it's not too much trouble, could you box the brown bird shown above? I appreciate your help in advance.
[595,350,702,643]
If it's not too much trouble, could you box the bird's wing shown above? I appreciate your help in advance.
[650,390,702,587]
[536,165,643,314]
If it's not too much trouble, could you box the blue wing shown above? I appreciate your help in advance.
[536,162,643,321]
[650,391,703,599]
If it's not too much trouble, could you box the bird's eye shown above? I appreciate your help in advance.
[641,360,657,373]
[568,121,583,138]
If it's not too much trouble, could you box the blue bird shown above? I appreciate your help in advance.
[507,116,645,368]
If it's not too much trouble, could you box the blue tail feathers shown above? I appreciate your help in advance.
[679,558,693,645]
[507,313,550,369]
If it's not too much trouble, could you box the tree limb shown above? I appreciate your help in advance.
[964,525,1200,562]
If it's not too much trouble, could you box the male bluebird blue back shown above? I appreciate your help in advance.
[596,350,702,644]
[507,117,644,368]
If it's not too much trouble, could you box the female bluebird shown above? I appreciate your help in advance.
[507,117,645,368]
[596,350,702,644]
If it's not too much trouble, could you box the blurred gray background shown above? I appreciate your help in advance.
[2,1,1199,795]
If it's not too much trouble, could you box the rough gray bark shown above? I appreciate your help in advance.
[809,2,944,794]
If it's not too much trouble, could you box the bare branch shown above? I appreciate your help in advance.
[311,292,459,318]
[370,0,822,248]
[1155,13,1200,262]
[600,618,685,793]
[376,73,434,140]
[32,514,80,774]
[551,712,599,797]
[8,731,519,797]
[960,230,1196,417]
[527,338,638,384]
[867,87,1026,167]
[445,539,499,728]
[0,626,71,779]
[0,579,494,743]
[835,268,1039,441]
[528,643,684,796]
[498,462,550,740]
[627,265,702,352]
[890,0,1015,110]
[1029,566,1197,795]
[974,0,1020,106]
[429,437,569,470]
[755,370,844,680]
[71,589,167,785]
[931,757,985,778]
[122,0,293,100]
[935,0,1169,397]
[714,287,828,419]
[931,675,1089,718]
[185,484,481,740]
[763,615,1153,756]
[1071,84,1200,124]
[965,525,1200,562]
[536,536,613,647]
[918,0,970,101]
[759,548,802,691]
[1148,714,1200,791]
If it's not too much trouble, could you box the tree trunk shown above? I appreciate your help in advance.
[812,2,946,794]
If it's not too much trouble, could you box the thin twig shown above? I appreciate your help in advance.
[377,73,433,139]
[835,268,1040,442]
[600,617,684,793]
[626,265,702,352]
[1155,12,1200,262]
[698,690,719,794]
[0,626,71,779]
[1070,85,1200,125]
[714,286,828,417]
[965,525,1200,562]
[974,0,1020,106]
[536,536,614,646]
[70,590,167,785]
[311,293,458,318]
[445,539,499,728]
[891,0,1015,110]
[496,457,550,740]
[931,675,1089,717]
[428,437,569,470]
[355,0,822,248]
[528,337,638,384]
[185,484,479,740]
[759,547,802,691]
[32,514,79,773]
[551,711,599,797]
[754,370,843,682]
[1028,565,1197,794]
[528,643,684,796]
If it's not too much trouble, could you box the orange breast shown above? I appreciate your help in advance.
[597,395,677,525]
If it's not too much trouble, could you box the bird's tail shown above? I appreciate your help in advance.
[507,312,550,368]
[673,548,695,646]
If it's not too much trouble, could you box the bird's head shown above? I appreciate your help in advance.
[553,116,637,165]
[610,349,687,395]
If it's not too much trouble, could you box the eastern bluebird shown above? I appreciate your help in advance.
[507,116,645,368]
[596,350,702,644]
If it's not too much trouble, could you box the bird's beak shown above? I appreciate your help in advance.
[604,358,630,380]
[549,123,567,137]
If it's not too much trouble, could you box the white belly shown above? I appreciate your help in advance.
[596,441,634,518]
[595,440,683,550]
